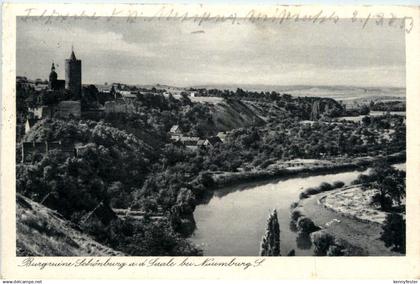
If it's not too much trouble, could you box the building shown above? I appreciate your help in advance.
[21,140,78,163]
[170,125,182,135]
[48,62,65,91]
[203,136,223,148]
[104,99,139,114]
[25,118,39,134]
[27,101,81,120]
[217,131,227,142]
[169,125,183,140]
[56,101,81,118]
[119,90,137,99]
[180,136,200,150]
[65,48,82,97]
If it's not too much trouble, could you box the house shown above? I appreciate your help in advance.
[197,139,206,148]
[56,101,81,118]
[216,131,227,142]
[170,125,182,135]
[203,136,223,148]
[28,106,50,119]
[180,136,200,150]
[169,125,183,140]
[27,101,81,119]
[120,91,137,100]
[81,201,117,225]
[25,118,39,134]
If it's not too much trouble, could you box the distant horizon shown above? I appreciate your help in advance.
[18,75,406,91]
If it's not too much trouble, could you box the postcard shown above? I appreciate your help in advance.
[1,3,419,280]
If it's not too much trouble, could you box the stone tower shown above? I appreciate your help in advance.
[65,47,82,97]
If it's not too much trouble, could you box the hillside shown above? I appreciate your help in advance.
[207,99,265,132]
[16,194,124,256]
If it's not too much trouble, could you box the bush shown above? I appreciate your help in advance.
[311,231,335,256]
[290,209,303,222]
[319,182,333,192]
[326,245,345,256]
[370,192,393,212]
[296,216,319,234]
[305,187,320,195]
[290,202,299,210]
[287,249,295,256]
[332,181,345,189]
[299,192,309,199]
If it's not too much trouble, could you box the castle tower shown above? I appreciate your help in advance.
[65,47,82,97]
[48,62,58,89]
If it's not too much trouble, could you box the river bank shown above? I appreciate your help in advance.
[297,189,402,256]
[209,151,405,189]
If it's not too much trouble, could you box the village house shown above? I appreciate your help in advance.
[217,131,227,142]
[119,90,137,100]
[169,125,183,140]
[25,118,39,134]
[180,136,200,150]
[168,124,224,150]
[203,136,223,148]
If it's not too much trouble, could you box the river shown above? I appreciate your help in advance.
[190,163,405,256]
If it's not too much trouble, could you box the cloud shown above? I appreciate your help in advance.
[16,17,405,87]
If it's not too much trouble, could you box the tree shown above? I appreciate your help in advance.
[369,162,406,211]
[380,213,405,253]
[260,209,280,256]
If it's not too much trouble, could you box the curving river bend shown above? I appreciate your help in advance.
[190,164,405,256]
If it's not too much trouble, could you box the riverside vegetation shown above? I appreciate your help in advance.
[16,82,406,256]
[289,161,405,255]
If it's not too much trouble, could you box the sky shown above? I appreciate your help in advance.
[16,17,406,88]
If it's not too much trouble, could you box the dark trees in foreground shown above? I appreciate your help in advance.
[380,213,406,254]
[260,209,280,256]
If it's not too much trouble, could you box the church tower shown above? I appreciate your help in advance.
[65,47,82,97]
[48,62,58,89]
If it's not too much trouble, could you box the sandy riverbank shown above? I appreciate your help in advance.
[298,189,401,256]
[320,186,389,224]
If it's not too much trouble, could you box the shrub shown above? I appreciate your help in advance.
[299,192,309,199]
[296,216,319,234]
[305,187,320,195]
[311,231,335,256]
[370,192,393,212]
[332,181,345,189]
[290,209,303,222]
[326,245,345,256]
[290,202,299,210]
[287,249,295,256]
[319,182,333,192]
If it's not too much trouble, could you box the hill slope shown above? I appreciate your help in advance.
[16,194,124,256]
[206,99,265,132]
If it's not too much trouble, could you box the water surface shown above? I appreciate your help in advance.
[190,170,369,256]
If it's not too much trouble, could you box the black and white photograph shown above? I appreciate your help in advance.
[15,13,407,258]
